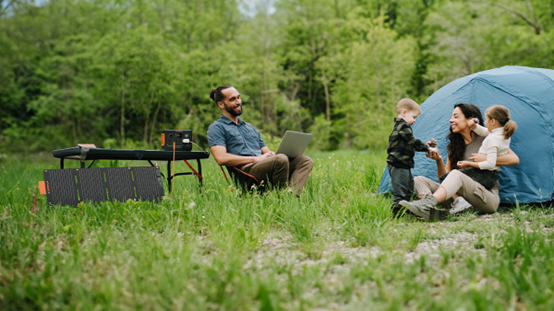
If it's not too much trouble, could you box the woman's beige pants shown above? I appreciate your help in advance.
[414,170,499,213]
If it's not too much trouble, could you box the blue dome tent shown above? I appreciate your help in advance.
[378,66,554,204]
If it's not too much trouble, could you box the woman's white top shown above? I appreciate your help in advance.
[472,124,511,171]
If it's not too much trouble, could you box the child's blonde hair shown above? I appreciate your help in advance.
[396,98,420,115]
[485,105,517,139]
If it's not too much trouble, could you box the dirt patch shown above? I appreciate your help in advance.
[245,211,553,271]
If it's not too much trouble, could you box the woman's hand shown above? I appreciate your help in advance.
[458,160,480,169]
[468,153,485,163]
[489,149,519,166]
[426,147,442,161]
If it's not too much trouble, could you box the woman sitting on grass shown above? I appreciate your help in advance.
[399,103,520,221]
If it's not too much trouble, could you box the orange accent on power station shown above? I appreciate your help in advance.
[47,182,50,193]
[161,133,165,146]
[38,181,46,195]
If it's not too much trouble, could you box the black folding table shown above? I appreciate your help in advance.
[52,146,210,190]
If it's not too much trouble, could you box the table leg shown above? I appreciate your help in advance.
[197,159,203,190]
[60,158,65,169]
[167,160,172,190]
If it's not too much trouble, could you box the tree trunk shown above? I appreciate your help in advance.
[322,71,331,122]
[260,89,265,126]
[120,100,125,146]
[309,70,313,101]
[120,69,126,146]
[263,65,267,128]
[375,67,381,112]
[149,101,162,145]
[72,118,78,146]
[144,90,155,142]
[144,110,150,143]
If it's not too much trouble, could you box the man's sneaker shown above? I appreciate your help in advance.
[451,197,473,214]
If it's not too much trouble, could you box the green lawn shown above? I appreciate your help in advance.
[1,150,554,310]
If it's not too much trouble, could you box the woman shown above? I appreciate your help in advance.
[399,103,520,221]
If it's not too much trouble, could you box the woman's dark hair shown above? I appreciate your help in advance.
[447,103,484,170]
[210,85,233,103]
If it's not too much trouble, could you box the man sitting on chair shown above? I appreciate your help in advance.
[207,85,313,196]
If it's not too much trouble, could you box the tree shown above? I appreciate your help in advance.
[333,14,416,149]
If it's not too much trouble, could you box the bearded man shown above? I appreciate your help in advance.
[207,85,313,196]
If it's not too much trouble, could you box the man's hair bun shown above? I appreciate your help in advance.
[210,85,233,103]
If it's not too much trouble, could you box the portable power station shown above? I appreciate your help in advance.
[161,130,192,151]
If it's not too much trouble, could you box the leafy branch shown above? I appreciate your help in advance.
[0,0,17,16]
[487,0,542,35]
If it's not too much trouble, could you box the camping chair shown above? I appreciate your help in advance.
[219,166,268,194]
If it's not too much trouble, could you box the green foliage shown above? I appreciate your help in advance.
[2,0,554,152]
[307,114,332,151]
[333,13,417,149]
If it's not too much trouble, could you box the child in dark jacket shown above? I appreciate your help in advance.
[387,98,438,217]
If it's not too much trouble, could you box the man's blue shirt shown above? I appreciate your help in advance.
[207,114,266,156]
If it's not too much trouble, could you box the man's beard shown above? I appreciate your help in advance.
[225,103,243,117]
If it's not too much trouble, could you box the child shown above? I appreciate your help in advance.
[387,98,438,217]
[452,105,517,213]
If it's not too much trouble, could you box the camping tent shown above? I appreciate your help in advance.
[378,66,554,204]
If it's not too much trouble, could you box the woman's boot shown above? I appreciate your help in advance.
[399,194,440,221]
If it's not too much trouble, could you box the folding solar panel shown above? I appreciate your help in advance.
[41,167,164,207]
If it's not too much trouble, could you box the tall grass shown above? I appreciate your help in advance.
[1,150,554,310]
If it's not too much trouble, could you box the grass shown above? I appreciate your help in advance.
[1,150,554,310]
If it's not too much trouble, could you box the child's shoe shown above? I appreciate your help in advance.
[451,197,473,214]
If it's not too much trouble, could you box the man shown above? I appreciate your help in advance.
[207,85,313,196]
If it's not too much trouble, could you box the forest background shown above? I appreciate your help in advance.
[1,0,553,153]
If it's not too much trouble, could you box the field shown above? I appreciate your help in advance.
[1,150,554,310]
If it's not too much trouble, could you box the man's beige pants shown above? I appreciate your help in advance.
[240,154,313,196]
[414,170,499,213]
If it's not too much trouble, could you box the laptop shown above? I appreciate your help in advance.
[275,131,312,158]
